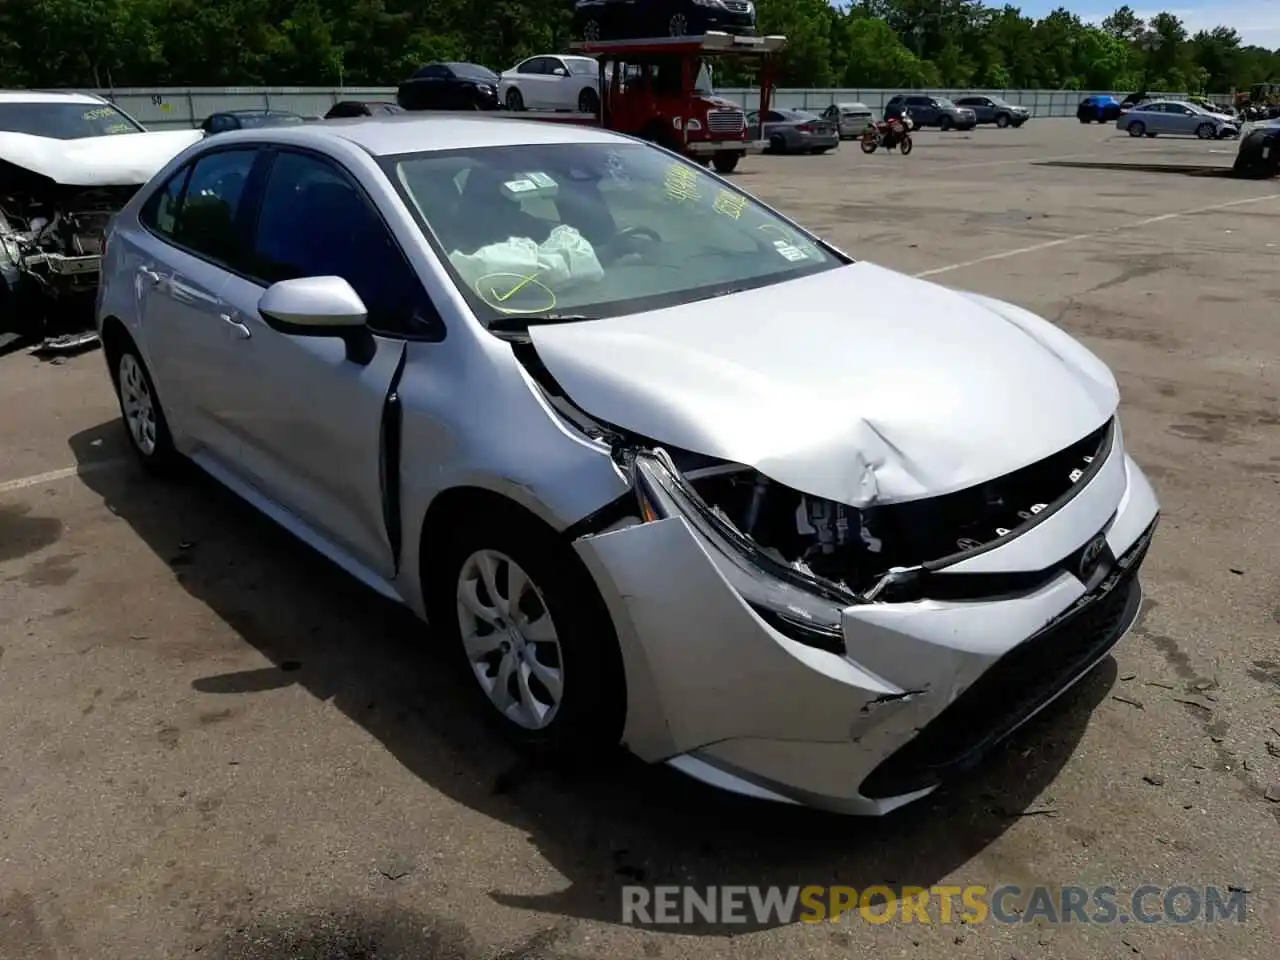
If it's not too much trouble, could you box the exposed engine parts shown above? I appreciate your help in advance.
[675,419,1112,594]
[1,160,136,346]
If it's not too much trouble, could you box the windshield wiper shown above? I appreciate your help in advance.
[488,313,597,332]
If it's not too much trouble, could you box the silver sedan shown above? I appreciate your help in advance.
[96,115,1159,814]
[1117,100,1240,139]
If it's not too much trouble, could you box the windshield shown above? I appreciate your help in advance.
[695,60,713,95]
[567,59,598,76]
[936,97,957,108]
[389,142,843,326]
[450,62,498,82]
[0,101,143,139]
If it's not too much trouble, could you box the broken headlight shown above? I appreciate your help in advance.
[632,450,851,654]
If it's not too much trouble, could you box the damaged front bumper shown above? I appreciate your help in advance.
[570,424,1159,814]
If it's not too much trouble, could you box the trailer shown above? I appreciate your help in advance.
[401,32,787,174]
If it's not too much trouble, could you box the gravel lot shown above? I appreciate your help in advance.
[1,119,1278,959]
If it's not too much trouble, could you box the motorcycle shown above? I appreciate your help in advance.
[861,113,913,154]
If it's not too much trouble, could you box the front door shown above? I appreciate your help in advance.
[131,147,259,466]
[214,148,443,579]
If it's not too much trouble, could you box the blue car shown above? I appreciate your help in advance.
[1077,96,1121,124]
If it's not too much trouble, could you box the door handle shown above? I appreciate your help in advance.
[220,313,251,339]
[138,266,162,285]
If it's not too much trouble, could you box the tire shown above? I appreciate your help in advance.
[860,135,877,154]
[578,87,599,114]
[108,336,180,475]
[430,508,626,757]
[769,133,785,153]
[668,13,688,36]
[995,113,1010,128]
[504,88,524,111]
[1128,121,1145,137]
[581,18,601,41]
[939,115,953,131]
[711,151,739,173]
[900,135,913,155]
[1195,122,1215,140]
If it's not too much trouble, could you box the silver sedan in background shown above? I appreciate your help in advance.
[747,108,840,154]
[95,115,1157,814]
[1117,100,1240,139]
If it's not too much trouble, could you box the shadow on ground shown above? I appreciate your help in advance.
[1036,159,1237,178]
[69,420,1118,937]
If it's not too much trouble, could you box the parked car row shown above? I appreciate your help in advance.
[199,101,403,135]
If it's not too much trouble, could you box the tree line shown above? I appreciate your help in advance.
[0,0,1274,94]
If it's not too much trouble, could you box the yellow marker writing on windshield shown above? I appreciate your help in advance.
[713,189,746,219]
[664,163,701,202]
[475,272,556,315]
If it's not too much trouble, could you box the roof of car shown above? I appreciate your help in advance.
[0,90,104,104]
[204,113,632,155]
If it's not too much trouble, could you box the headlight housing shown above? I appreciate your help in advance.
[632,450,850,654]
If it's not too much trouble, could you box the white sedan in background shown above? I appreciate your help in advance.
[499,54,602,113]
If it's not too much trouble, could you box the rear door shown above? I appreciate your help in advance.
[515,57,549,108]
[132,147,260,465]
[214,147,444,578]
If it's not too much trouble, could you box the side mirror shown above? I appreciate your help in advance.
[258,276,375,363]
[554,67,569,77]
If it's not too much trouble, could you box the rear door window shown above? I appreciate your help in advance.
[142,149,257,266]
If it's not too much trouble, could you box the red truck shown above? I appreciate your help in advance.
[398,31,785,174]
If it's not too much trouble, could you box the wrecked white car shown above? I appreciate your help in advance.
[0,91,201,347]
[96,117,1159,814]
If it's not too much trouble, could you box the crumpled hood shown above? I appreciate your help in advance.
[0,129,203,186]
[528,261,1119,507]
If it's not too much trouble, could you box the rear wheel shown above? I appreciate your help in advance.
[581,18,601,41]
[505,88,524,111]
[109,337,180,475]
[1128,120,1145,137]
[668,13,688,36]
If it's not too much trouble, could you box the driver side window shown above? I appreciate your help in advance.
[248,151,442,339]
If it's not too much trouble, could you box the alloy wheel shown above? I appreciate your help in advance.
[583,19,601,41]
[118,353,157,456]
[669,14,688,36]
[456,549,564,731]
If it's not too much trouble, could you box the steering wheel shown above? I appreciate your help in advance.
[615,224,662,244]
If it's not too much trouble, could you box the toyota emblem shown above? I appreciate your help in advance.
[1079,535,1107,579]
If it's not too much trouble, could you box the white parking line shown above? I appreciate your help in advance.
[0,458,129,495]
[914,192,1280,278]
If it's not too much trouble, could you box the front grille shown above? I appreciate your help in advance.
[859,518,1155,799]
[724,0,752,12]
[707,109,746,134]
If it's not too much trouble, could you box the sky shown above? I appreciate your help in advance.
[1019,2,1280,50]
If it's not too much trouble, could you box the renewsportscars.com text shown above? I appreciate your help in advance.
[621,884,1249,926]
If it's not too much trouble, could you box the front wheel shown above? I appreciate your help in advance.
[110,339,181,475]
[1195,122,1215,140]
[860,134,878,153]
[578,87,599,114]
[768,133,785,153]
[939,116,953,131]
[711,151,740,173]
[899,135,913,155]
[995,113,1010,128]
[504,88,524,111]
[432,510,626,756]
